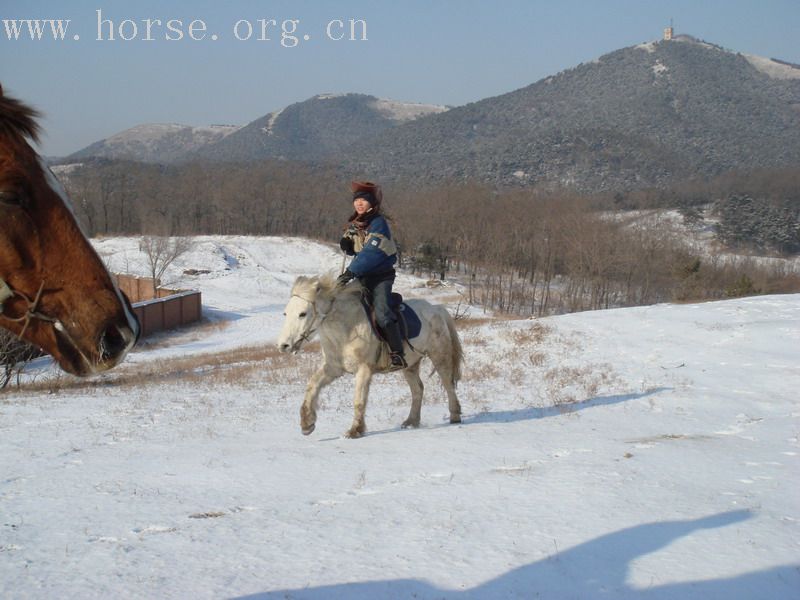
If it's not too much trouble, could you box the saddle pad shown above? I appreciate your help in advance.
[390,292,422,340]
[397,302,422,340]
[360,293,422,341]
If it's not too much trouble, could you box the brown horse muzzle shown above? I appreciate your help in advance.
[53,314,138,376]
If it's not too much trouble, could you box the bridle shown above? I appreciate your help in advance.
[289,293,329,353]
[0,275,95,370]
[0,277,58,339]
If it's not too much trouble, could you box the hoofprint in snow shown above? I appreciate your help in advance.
[1,236,798,599]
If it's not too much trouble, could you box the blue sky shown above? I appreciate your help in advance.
[1,0,798,156]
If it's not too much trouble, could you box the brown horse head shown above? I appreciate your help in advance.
[0,86,139,376]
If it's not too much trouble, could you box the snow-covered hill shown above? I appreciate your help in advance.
[346,37,800,190]
[190,93,449,163]
[1,236,798,598]
[65,122,241,163]
[63,95,447,164]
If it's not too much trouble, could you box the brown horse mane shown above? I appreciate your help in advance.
[0,86,41,144]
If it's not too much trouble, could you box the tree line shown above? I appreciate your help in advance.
[59,159,799,317]
[7,160,795,390]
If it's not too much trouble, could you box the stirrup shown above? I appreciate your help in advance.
[388,352,407,371]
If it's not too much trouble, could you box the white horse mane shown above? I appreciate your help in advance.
[290,274,362,303]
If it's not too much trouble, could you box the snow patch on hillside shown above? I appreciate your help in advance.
[50,163,84,176]
[672,34,724,51]
[105,123,238,145]
[107,123,188,141]
[80,123,241,157]
[370,98,449,122]
[636,41,657,53]
[261,108,285,136]
[744,54,800,80]
[610,209,800,273]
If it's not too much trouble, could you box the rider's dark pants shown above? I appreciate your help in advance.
[359,270,396,329]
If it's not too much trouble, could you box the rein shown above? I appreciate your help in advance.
[0,278,58,339]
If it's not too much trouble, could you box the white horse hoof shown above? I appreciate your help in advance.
[302,424,316,435]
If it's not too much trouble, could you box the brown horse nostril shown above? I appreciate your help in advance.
[99,324,134,363]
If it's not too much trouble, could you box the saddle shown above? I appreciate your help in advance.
[359,291,422,344]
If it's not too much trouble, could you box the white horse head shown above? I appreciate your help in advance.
[277,275,334,354]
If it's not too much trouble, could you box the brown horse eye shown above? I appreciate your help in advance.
[0,190,24,207]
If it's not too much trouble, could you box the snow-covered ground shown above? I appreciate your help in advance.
[1,236,798,599]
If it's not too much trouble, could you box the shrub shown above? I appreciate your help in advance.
[726,274,760,298]
[0,330,39,390]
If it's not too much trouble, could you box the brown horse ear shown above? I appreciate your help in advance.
[0,83,4,97]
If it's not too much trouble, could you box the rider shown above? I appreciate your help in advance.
[336,181,407,371]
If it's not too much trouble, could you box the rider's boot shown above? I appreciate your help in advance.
[383,321,407,371]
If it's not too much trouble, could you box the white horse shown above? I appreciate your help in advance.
[277,275,463,438]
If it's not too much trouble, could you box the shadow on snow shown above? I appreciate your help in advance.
[237,510,800,599]
[346,389,669,441]
[462,388,670,425]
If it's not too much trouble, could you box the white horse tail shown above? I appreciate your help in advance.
[442,307,463,386]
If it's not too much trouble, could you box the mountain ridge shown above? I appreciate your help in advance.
[65,94,447,165]
[341,36,800,190]
[62,35,800,191]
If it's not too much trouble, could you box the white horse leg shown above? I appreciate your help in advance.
[346,364,373,438]
[401,361,424,428]
[442,374,462,424]
[301,363,342,435]
[432,358,462,424]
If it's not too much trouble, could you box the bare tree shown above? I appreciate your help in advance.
[139,236,193,298]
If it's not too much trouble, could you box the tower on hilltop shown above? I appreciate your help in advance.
[664,19,674,41]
